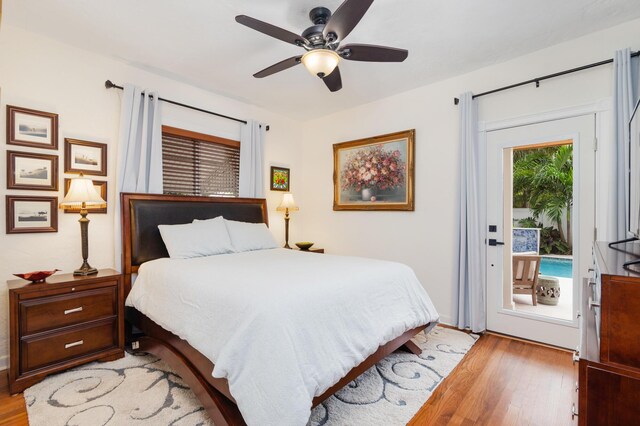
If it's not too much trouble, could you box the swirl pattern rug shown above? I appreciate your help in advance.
[24,326,477,426]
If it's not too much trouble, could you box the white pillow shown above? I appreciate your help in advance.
[158,216,233,259]
[224,219,279,252]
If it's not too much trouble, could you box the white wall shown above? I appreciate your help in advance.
[297,18,640,326]
[0,25,304,368]
[513,208,569,240]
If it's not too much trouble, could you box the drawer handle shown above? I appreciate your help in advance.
[572,403,579,420]
[64,306,83,315]
[589,297,600,310]
[64,340,84,349]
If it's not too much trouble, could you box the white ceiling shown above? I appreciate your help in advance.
[5,0,640,120]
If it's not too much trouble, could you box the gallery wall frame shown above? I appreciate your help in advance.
[6,105,59,150]
[6,195,58,234]
[7,151,59,191]
[64,138,107,176]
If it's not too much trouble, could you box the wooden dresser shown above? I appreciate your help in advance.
[8,269,124,394]
[577,242,640,424]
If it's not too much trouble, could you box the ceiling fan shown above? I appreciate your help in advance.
[235,0,408,92]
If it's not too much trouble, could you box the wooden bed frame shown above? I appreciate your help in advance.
[121,192,433,425]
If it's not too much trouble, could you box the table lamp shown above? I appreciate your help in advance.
[59,173,106,275]
[276,193,299,249]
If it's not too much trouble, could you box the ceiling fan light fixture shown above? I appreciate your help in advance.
[301,49,340,78]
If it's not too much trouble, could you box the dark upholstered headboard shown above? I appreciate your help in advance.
[121,193,268,292]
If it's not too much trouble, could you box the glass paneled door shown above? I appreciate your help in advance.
[485,114,595,349]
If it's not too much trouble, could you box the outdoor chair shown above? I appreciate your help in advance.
[513,255,541,305]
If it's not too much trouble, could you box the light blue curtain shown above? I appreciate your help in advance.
[113,84,163,270]
[613,48,640,240]
[455,92,486,333]
[239,120,266,198]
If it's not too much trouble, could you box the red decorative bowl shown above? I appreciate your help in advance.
[14,269,60,283]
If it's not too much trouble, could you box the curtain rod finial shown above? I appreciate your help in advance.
[454,97,460,105]
[105,80,115,89]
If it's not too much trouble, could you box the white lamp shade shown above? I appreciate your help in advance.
[301,50,340,77]
[276,193,299,212]
[60,175,106,209]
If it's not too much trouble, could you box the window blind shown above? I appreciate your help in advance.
[162,133,240,197]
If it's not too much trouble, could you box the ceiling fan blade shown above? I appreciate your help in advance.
[339,44,408,62]
[236,15,307,47]
[253,56,302,78]
[323,0,374,43]
[322,67,343,92]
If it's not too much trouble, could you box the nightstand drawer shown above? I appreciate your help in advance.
[20,287,117,335]
[21,319,117,373]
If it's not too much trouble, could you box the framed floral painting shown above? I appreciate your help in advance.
[270,166,290,192]
[333,129,415,211]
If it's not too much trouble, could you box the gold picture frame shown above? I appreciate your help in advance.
[333,129,415,211]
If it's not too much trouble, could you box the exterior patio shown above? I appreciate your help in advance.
[513,275,573,320]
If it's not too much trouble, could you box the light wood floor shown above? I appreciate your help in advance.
[0,333,574,426]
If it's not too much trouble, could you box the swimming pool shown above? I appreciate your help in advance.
[540,257,573,279]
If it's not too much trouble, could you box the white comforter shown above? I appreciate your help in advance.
[126,248,439,425]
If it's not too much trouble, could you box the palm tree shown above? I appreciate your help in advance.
[513,145,573,249]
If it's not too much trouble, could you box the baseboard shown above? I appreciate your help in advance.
[437,315,453,327]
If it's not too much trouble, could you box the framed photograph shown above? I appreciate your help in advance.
[6,195,58,234]
[270,166,290,191]
[333,129,415,211]
[7,151,59,191]
[64,138,107,176]
[6,105,59,150]
[64,179,107,214]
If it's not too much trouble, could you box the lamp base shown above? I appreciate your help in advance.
[74,261,98,276]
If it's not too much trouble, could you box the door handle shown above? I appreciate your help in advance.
[488,239,505,246]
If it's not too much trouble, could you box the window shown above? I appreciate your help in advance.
[162,126,240,197]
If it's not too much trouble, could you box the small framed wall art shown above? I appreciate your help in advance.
[6,195,58,234]
[333,129,415,211]
[270,166,290,192]
[64,138,107,176]
[7,151,59,191]
[6,105,59,150]
[64,179,107,214]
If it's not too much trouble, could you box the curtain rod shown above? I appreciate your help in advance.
[104,80,270,131]
[453,50,640,105]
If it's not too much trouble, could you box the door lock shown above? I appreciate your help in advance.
[488,239,505,246]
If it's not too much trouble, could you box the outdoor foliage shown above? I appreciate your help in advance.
[513,145,573,254]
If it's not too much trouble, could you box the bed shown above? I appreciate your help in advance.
[121,193,438,425]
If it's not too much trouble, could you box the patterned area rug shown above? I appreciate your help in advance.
[25,326,477,426]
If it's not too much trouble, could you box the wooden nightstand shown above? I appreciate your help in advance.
[7,269,124,394]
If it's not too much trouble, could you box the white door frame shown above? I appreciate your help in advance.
[479,99,609,339]
[491,131,582,328]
